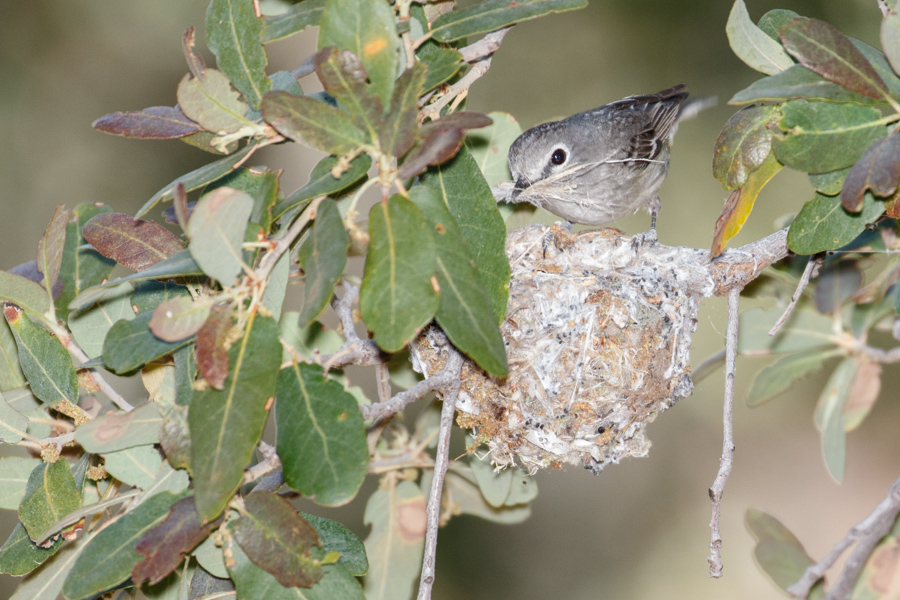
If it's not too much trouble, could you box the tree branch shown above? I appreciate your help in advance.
[416,350,463,600]
[360,351,463,422]
[769,254,822,335]
[788,476,900,599]
[320,284,387,371]
[708,286,741,577]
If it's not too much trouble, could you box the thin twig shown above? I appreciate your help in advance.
[242,441,281,485]
[62,331,133,412]
[457,27,513,62]
[416,350,463,600]
[419,28,511,119]
[769,255,822,336]
[321,285,387,371]
[788,476,900,599]
[360,353,463,421]
[376,362,392,404]
[708,286,741,577]
[19,432,76,453]
[255,196,324,283]
[852,342,900,364]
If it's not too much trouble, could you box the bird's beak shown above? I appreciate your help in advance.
[510,179,527,202]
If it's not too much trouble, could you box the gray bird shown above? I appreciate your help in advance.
[506,85,689,231]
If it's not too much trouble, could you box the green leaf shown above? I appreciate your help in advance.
[204,167,279,232]
[738,306,836,354]
[815,260,863,313]
[196,304,232,390]
[177,69,251,135]
[0,394,28,444]
[815,357,856,482]
[780,17,890,101]
[273,155,371,220]
[193,535,228,579]
[772,100,887,173]
[103,444,163,489]
[262,91,369,155]
[297,199,349,327]
[137,142,259,217]
[0,521,63,576]
[466,111,522,188]
[5,307,77,407]
[419,144,510,324]
[440,467,532,524]
[417,43,462,93]
[301,512,368,576]
[360,195,439,352]
[68,282,134,358]
[188,187,254,284]
[83,213,184,272]
[0,270,52,322]
[189,312,281,521]
[275,362,368,506]
[729,65,887,106]
[363,480,425,600]
[469,451,513,507]
[0,456,41,509]
[150,296,211,343]
[261,0,326,43]
[261,249,290,321]
[379,62,426,157]
[8,528,93,600]
[409,185,508,375]
[747,349,842,406]
[884,11,900,76]
[233,492,323,587]
[0,318,25,392]
[757,9,799,41]
[809,167,851,195]
[787,191,886,254]
[746,509,819,593]
[229,536,365,600]
[726,0,793,75]
[18,459,81,542]
[852,38,900,101]
[90,252,202,305]
[63,491,184,600]
[206,0,270,109]
[133,280,191,315]
[76,402,163,453]
[314,47,383,140]
[713,105,781,190]
[103,312,192,374]
[431,0,587,42]
[36,204,69,300]
[318,0,399,106]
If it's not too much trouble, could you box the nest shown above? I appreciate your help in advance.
[412,224,718,474]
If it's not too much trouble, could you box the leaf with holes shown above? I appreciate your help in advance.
[63,491,185,600]
[787,191,886,254]
[840,132,900,211]
[5,306,77,407]
[92,106,200,139]
[276,362,367,506]
[430,0,587,42]
[206,0,271,109]
[772,100,887,174]
[359,195,438,352]
[263,91,369,155]
[188,187,254,284]
[83,213,184,272]
[318,0,399,105]
[297,199,348,327]
[726,0,793,75]
[18,460,81,542]
[780,17,890,100]
[189,312,281,521]
[233,492,323,587]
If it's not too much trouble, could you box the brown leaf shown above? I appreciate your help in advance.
[232,492,323,588]
[887,186,900,219]
[398,126,466,180]
[780,17,888,100]
[182,26,206,81]
[82,213,184,271]
[423,111,493,132]
[195,304,231,389]
[844,360,881,431]
[132,496,220,586]
[173,182,190,232]
[92,106,200,139]
[841,132,900,211]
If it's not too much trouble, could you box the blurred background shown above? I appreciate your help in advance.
[2,0,900,598]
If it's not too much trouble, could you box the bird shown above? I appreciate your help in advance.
[505,85,690,234]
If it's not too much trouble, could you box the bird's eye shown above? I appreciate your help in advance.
[550,148,567,165]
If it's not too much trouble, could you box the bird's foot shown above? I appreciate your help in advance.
[630,227,658,251]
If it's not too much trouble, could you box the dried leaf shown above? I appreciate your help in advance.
[713,105,780,190]
[841,132,900,211]
[83,213,184,272]
[92,106,200,139]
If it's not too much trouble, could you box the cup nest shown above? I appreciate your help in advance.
[412,224,716,474]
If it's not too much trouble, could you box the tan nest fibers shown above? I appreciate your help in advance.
[412,224,719,475]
